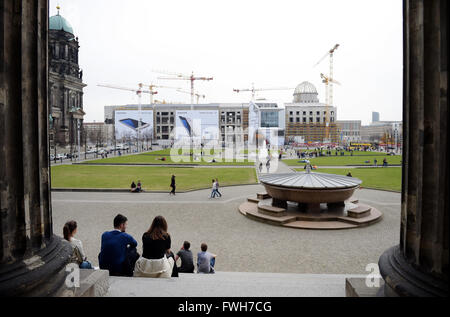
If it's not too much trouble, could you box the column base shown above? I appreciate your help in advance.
[0,235,73,297]
[378,245,448,297]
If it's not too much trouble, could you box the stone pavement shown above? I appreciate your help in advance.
[51,184,400,275]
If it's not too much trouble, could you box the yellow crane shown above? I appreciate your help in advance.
[320,73,341,140]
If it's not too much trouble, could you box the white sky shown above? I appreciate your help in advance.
[50,0,403,125]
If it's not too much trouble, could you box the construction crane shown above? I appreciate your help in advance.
[320,73,341,140]
[139,83,182,106]
[314,44,340,142]
[176,89,205,104]
[314,44,340,110]
[233,82,294,101]
[97,83,151,153]
[153,70,213,108]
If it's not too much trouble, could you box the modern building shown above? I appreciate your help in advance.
[336,120,362,143]
[103,81,343,146]
[361,121,403,148]
[372,111,380,123]
[48,7,86,151]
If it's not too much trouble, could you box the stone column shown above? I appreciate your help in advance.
[378,0,448,297]
[0,0,72,296]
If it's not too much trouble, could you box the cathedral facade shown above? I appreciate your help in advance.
[48,8,86,150]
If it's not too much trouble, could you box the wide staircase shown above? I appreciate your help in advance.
[68,269,381,297]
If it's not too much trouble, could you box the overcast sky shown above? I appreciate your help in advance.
[50,0,403,125]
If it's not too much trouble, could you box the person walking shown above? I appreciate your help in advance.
[133,215,175,278]
[210,179,218,198]
[215,178,222,197]
[259,162,263,173]
[266,160,270,173]
[169,175,176,195]
[374,159,378,167]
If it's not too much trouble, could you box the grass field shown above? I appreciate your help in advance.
[82,150,255,166]
[295,167,402,192]
[284,155,402,166]
[51,165,257,191]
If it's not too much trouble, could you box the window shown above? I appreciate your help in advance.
[316,117,320,123]
[317,111,320,116]
[303,111,306,115]
[289,118,293,123]
[303,117,306,123]
[309,117,313,123]
[296,117,300,122]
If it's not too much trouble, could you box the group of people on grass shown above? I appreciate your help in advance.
[130,180,143,193]
[63,214,217,278]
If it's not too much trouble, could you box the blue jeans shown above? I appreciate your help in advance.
[211,189,220,198]
[80,261,93,269]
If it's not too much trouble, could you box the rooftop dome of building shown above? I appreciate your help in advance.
[49,7,74,35]
[293,81,319,103]
[294,81,318,95]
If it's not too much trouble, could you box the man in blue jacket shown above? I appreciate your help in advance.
[99,214,139,276]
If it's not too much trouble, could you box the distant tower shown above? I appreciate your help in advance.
[48,5,86,148]
[372,112,380,123]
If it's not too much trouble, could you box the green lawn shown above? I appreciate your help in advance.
[295,167,402,192]
[82,150,255,166]
[284,155,402,166]
[51,165,257,191]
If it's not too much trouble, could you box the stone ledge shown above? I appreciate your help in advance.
[56,269,110,297]
[345,277,383,297]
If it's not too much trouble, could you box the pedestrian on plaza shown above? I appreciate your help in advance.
[266,160,270,173]
[259,162,263,173]
[133,215,176,278]
[130,181,137,192]
[215,178,222,197]
[175,241,195,273]
[98,214,139,277]
[63,220,93,269]
[383,158,388,167]
[169,175,176,195]
[136,180,142,193]
[197,243,217,274]
[210,179,218,198]
[374,159,378,167]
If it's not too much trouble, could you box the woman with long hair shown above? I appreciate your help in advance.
[63,220,93,269]
[133,215,176,278]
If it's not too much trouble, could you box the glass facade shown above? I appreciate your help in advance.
[260,111,279,128]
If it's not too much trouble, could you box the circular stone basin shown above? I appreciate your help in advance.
[259,172,362,204]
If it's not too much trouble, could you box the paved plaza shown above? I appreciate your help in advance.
[51,184,400,275]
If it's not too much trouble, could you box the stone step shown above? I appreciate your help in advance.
[347,204,371,218]
[106,271,368,297]
[257,201,287,217]
[57,269,110,297]
[247,197,260,204]
[284,220,356,230]
[257,192,271,200]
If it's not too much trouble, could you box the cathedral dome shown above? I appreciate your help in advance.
[293,81,319,103]
[49,9,74,35]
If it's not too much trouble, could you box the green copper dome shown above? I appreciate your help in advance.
[49,12,74,35]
